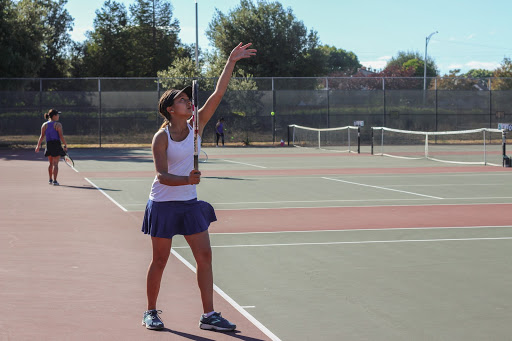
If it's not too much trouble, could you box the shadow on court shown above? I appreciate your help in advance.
[159,328,268,341]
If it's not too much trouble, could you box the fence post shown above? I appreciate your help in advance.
[98,78,102,148]
[272,77,276,143]
[39,78,42,116]
[435,78,438,133]
[326,77,330,128]
[489,78,492,129]
[382,78,386,127]
[157,78,160,128]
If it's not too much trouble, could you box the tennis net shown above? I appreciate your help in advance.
[371,127,506,166]
[288,124,360,153]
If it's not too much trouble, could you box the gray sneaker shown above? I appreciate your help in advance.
[53,180,60,186]
[199,312,236,331]
[142,309,164,330]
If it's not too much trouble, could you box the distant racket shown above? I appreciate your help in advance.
[64,152,74,168]
[192,80,199,170]
[199,149,208,163]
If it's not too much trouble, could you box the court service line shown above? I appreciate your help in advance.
[84,178,128,212]
[170,249,281,341]
[210,225,512,235]
[322,177,444,199]
[221,159,267,168]
[172,236,512,249]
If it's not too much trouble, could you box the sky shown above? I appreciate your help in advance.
[65,0,512,75]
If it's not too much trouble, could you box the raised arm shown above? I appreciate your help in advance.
[198,43,256,135]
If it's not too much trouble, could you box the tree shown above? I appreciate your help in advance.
[434,69,482,90]
[157,57,201,89]
[83,0,183,77]
[386,50,438,78]
[38,0,74,77]
[320,45,361,75]
[492,57,512,90]
[82,0,131,76]
[128,0,180,76]
[0,0,42,77]
[206,0,322,77]
[0,0,73,78]
[330,64,417,90]
[465,69,493,78]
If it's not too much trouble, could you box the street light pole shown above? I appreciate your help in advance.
[424,31,438,90]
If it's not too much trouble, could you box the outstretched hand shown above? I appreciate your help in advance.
[229,42,257,62]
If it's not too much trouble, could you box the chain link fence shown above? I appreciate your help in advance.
[1,77,511,147]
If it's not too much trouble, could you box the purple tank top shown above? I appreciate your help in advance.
[46,121,60,141]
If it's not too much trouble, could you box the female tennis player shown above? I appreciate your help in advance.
[141,43,256,332]
[35,109,68,186]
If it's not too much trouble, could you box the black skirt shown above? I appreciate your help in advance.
[44,140,65,157]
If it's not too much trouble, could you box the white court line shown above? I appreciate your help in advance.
[129,198,512,212]
[172,236,512,249]
[322,177,444,200]
[221,159,267,168]
[210,225,512,235]
[171,249,281,341]
[84,178,128,212]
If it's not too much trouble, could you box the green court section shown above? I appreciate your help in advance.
[86,171,512,212]
[172,227,512,340]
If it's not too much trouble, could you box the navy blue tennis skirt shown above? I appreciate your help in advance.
[44,140,65,157]
[141,198,217,239]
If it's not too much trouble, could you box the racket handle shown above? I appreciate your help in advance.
[194,155,199,170]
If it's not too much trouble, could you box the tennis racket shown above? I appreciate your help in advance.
[199,149,208,163]
[192,80,199,170]
[64,152,74,168]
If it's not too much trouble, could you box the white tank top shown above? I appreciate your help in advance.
[149,124,201,202]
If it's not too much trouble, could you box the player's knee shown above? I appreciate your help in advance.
[195,248,212,265]
[151,255,169,269]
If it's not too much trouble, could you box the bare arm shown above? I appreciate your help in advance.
[35,123,47,152]
[198,43,256,136]
[152,129,200,186]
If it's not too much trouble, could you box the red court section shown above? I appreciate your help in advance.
[208,204,512,233]
[0,151,270,341]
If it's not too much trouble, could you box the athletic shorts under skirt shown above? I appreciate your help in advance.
[44,140,66,157]
[141,198,217,239]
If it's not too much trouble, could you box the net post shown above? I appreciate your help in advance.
[483,130,487,165]
[357,126,361,154]
[371,127,374,155]
[503,130,507,167]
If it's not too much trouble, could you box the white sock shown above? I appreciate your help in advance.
[203,311,216,318]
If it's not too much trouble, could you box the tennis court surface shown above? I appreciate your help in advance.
[2,146,512,340]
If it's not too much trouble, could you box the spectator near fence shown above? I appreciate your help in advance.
[215,117,225,147]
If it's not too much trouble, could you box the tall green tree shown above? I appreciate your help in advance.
[83,0,183,77]
[0,0,73,77]
[82,0,131,76]
[320,45,361,75]
[38,0,73,77]
[128,0,180,76]
[0,0,43,77]
[206,0,322,77]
